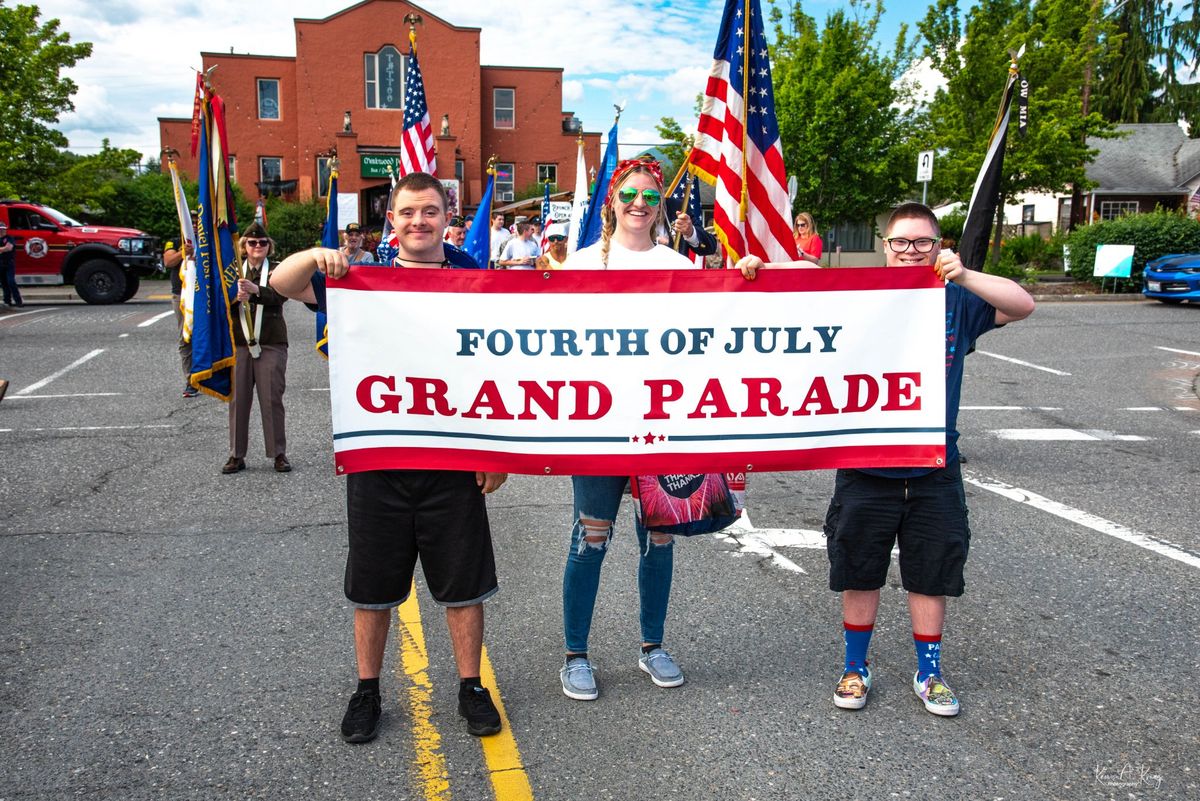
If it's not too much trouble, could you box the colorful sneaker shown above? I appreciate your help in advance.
[638,647,685,688]
[833,668,871,710]
[458,685,502,736]
[560,656,598,701]
[340,690,382,743]
[913,672,960,716]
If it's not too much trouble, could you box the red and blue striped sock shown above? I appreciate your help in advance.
[914,632,942,681]
[844,622,873,675]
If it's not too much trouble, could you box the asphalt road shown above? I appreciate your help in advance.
[1,284,1197,801]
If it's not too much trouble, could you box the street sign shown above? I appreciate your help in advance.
[916,150,934,183]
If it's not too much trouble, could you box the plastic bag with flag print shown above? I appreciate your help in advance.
[631,473,746,536]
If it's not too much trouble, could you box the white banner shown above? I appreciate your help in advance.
[326,267,948,476]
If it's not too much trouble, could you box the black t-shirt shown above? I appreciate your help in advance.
[0,235,15,268]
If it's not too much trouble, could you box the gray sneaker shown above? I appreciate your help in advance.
[638,647,685,688]
[560,657,598,701]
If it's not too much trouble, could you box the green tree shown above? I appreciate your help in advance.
[0,3,93,197]
[41,139,143,219]
[768,0,922,233]
[1093,0,1200,132]
[918,0,1114,259]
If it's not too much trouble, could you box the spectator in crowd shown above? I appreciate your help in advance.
[534,223,569,269]
[488,212,511,268]
[445,216,467,248]
[0,221,22,308]
[792,212,823,266]
[499,221,540,269]
[341,222,376,264]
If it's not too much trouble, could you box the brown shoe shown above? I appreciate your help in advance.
[0,378,8,404]
[274,455,292,473]
[221,457,245,474]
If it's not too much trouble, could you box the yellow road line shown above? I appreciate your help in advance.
[397,592,452,801]
[478,645,533,800]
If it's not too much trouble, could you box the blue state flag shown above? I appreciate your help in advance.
[577,120,619,250]
[189,91,238,401]
[463,168,495,268]
[315,169,339,358]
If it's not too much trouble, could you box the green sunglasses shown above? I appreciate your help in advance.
[616,187,662,206]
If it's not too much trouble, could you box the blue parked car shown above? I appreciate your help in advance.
[1143,253,1200,304]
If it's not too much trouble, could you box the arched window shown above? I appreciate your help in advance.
[365,46,405,110]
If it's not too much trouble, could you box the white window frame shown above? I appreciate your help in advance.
[365,46,405,110]
[1099,200,1138,220]
[257,79,280,120]
[227,155,237,183]
[493,88,515,129]
[316,157,333,198]
[259,157,283,184]
[495,162,515,202]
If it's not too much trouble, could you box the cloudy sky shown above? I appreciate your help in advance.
[39,0,916,163]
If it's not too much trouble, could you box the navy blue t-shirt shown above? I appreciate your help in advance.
[860,282,996,478]
[308,242,481,313]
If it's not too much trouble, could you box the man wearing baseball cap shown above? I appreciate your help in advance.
[342,222,375,264]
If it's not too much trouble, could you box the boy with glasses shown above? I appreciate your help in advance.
[736,202,1034,716]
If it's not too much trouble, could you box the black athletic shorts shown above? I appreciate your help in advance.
[345,469,498,608]
[824,462,970,597]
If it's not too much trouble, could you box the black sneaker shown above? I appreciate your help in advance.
[458,685,502,737]
[340,690,381,743]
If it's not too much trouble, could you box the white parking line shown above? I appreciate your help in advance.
[138,311,174,327]
[961,406,1063,411]
[0,307,57,320]
[1156,346,1200,358]
[0,424,175,433]
[15,349,105,395]
[965,473,1200,571]
[4,393,123,400]
[976,350,1071,376]
[989,428,1146,441]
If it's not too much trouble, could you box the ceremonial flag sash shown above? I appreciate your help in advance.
[325,268,947,476]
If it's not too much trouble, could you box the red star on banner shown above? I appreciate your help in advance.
[631,435,640,443]
[643,431,657,446]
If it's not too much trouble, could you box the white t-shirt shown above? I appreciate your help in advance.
[500,237,541,268]
[490,227,513,262]
[563,241,698,271]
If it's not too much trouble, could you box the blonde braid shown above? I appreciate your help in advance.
[599,206,617,268]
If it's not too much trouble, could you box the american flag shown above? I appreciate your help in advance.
[399,45,436,176]
[666,167,707,268]
[691,0,799,266]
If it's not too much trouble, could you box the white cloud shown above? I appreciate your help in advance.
[35,0,727,158]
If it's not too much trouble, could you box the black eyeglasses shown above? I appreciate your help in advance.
[884,237,938,254]
[244,238,270,247]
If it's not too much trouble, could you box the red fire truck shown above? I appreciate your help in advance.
[0,199,159,304]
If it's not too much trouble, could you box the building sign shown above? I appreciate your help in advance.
[361,155,400,179]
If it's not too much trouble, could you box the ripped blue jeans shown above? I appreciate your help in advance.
[563,475,674,653]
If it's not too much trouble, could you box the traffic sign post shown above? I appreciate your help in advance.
[917,150,934,204]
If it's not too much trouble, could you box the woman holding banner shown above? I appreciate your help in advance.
[558,158,698,701]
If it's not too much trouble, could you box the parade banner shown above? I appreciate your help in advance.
[326,268,948,476]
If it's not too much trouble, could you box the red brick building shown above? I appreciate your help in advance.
[158,0,600,227]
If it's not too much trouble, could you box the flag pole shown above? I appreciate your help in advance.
[739,0,750,223]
